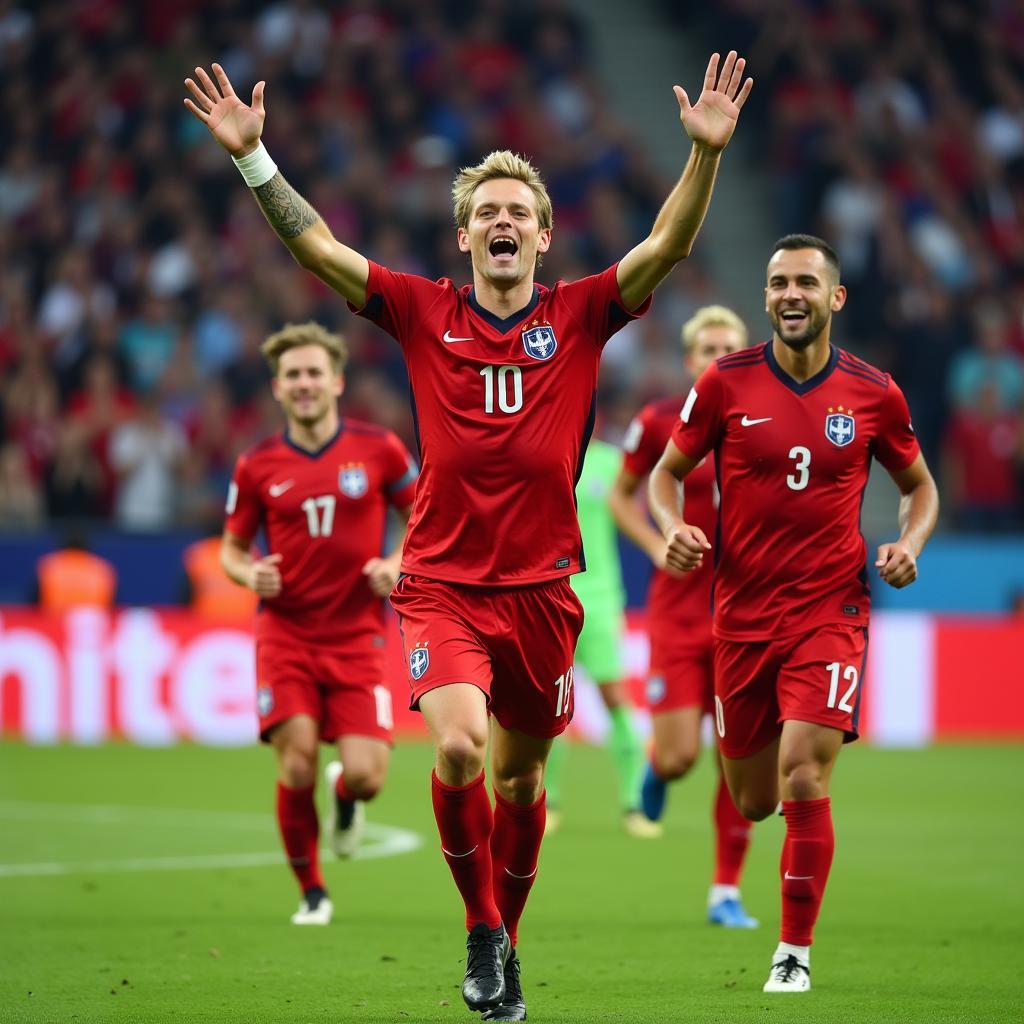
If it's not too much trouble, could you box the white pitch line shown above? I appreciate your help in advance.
[0,801,423,878]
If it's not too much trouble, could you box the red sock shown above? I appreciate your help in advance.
[431,770,501,931]
[779,797,835,946]
[334,772,355,802]
[276,782,324,894]
[490,789,546,947]
[712,773,752,886]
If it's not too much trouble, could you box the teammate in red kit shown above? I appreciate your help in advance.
[186,52,752,1016]
[649,235,939,992]
[221,322,417,926]
[610,304,759,928]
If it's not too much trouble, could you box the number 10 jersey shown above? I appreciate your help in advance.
[353,261,649,586]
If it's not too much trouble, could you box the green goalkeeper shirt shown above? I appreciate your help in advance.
[570,439,626,612]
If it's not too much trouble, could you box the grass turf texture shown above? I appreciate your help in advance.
[0,740,1021,1023]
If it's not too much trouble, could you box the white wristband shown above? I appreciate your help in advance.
[231,142,278,188]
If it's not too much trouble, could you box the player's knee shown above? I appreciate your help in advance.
[343,768,385,801]
[494,768,544,805]
[435,730,487,780]
[781,761,827,802]
[736,794,776,821]
[278,746,318,789]
[655,750,697,780]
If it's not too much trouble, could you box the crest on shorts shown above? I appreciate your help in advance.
[521,322,557,361]
[339,463,368,498]
[646,675,666,706]
[825,406,855,448]
[257,686,274,716]
[410,644,430,681]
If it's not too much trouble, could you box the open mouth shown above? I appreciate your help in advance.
[488,236,518,260]
[780,309,808,326]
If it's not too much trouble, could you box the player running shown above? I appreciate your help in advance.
[221,322,417,926]
[186,52,752,1018]
[609,305,758,926]
[650,235,939,992]
[544,438,655,839]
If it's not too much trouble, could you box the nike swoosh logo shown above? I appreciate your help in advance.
[741,415,773,427]
[784,871,814,880]
[442,330,474,343]
[268,480,295,497]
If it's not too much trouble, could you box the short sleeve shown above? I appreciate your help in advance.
[348,261,446,348]
[872,379,921,472]
[670,363,725,462]
[557,264,652,350]
[381,432,419,509]
[224,454,262,542]
[621,404,664,477]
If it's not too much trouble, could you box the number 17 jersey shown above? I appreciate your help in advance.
[671,342,919,641]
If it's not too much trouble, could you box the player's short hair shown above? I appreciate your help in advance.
[260,321,349,375]
[451,151,553,232]
[681,305,749,353]
[770,233,841,282]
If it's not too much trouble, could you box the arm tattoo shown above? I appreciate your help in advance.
[253,172,320,239]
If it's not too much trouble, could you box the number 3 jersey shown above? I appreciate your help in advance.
[671,342,919,641]
[225,421,418,646]
[351,261,649,586]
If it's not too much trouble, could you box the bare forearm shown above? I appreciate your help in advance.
[648,465,685,539]
[898,480,939,557]
[220,542,254,589]
[252,171,322,245]
[608,487,665,562]
[650,145,721,263]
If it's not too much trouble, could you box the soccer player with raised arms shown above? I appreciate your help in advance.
[610,304,759,926]
[221,322,418,925]
[185,52,752,1018]
[649,235,939,992]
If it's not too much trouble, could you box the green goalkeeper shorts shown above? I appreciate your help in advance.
[574,601,624,683]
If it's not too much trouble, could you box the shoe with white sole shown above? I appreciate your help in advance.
[290,887,333,925]
[324,760,365,858]
[623,809,662,839]
[763,954,811,992]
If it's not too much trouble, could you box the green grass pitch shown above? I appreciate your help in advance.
[0,740,1021,1023]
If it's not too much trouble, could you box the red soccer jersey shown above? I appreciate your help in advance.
[352,261,649,585]
[623,395,717,648]
[224,419,418,646]
[671,342,920,640]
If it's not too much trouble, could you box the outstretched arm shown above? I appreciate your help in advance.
[616,51,753,312]
[876,453,939,589]
[648,441,712,574]
[184,63,369,308]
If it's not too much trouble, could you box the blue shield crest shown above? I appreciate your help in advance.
[825,413,855,447]
[409,646,430,681]
[257,686,274,716]
[339,465,368,498]
[521,325,557,360]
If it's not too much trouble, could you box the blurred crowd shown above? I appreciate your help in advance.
[674,0,1024,528]
[0,0,1022,535]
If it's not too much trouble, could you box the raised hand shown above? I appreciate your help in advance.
[674,51,753,153]
[184,63,265,158]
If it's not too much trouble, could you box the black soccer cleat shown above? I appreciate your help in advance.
[462,922,510,1011]
[482,948,527,1021]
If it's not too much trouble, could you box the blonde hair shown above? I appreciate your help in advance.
[451,150,553,231]
[681,305,748,353]
[261,321,349,375]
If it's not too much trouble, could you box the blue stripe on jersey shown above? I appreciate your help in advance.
[849,626,869,741]
[468,286,542,332]
[388,464,419,494]
[717,345,766,370]
[836,363,888,389]
[573,390,599,572]
[408,384,422,462]
[837,352,888,383]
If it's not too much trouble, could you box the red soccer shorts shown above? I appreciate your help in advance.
[389,574,585,739]
[647,617,714,714]
[712,623,867,760]
[255,638,394,745]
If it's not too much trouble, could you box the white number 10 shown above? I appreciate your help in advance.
[480,364,523,414]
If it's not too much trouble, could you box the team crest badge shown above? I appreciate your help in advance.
[646,675,666,706]
[409,644,430,681]
[339,463,368,498]
[257,686,274,716]
[825,406,856,447]
[521,322,557,360]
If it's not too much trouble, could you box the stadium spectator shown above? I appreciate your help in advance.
[184,44,750,1019]
[36,528,117,611]
[650,234,939,994]
[183,531,258,621]
[220,321,416,926]
[0,440,45,529]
